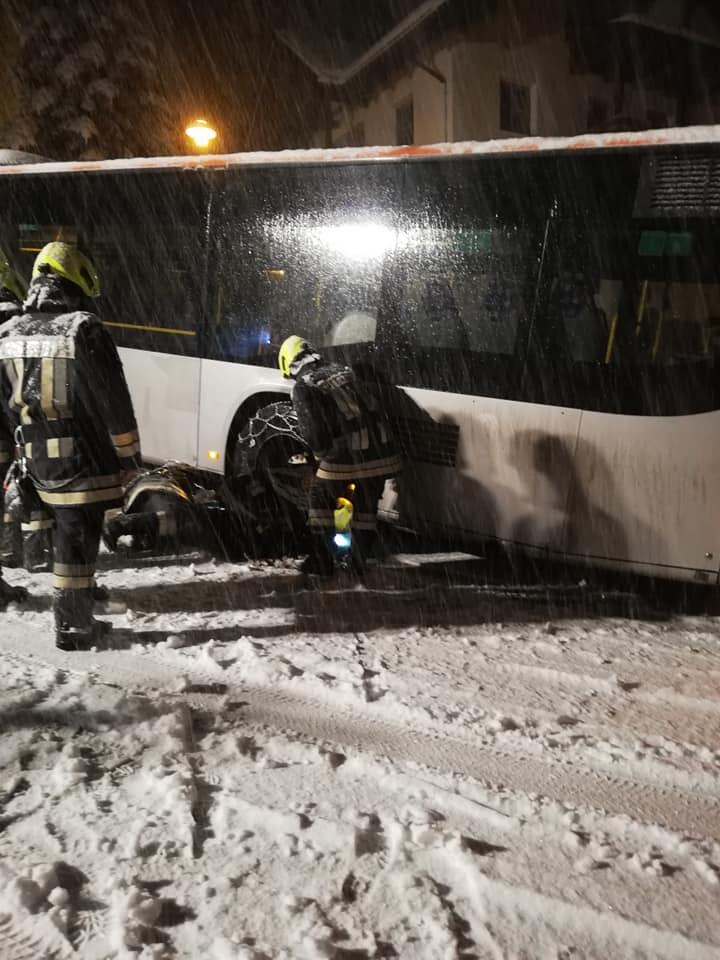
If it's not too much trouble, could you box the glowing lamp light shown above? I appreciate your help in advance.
[334,532,352,550]
[313,221,396,262]
[207,450,220,461]
[185,119,217,150]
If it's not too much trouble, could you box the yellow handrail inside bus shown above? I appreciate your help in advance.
[103,320,196,337]
[604,313,619,363]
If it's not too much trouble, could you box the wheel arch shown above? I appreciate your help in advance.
[224,391,292,477]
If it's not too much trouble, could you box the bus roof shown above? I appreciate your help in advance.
[1,125,720,177]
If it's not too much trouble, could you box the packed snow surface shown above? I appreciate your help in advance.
[1,551,720,959]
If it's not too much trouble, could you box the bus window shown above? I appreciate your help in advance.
[5,174,88,287]
[210,165,400,365]
[382,221,540,395]
[85,171,208,357]
[529,216,719,414]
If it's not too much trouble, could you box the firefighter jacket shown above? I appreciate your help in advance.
[292,357,402,481]
[0,280,141,510]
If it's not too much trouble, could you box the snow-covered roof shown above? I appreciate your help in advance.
[0,149,53,166]
[1,126,719,177]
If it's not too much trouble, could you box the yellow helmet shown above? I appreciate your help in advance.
[278,334,311,377]
[32,241,100,298]
[0,250,25,303]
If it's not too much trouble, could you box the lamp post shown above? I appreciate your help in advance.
[185,118,218,151]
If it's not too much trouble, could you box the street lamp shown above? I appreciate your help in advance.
[185,118,218,150]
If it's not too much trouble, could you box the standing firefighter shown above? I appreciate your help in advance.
[278,335,402,576]
[0,242,142,649]
[0,252,29,604]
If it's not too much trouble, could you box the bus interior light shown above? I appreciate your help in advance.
[313,221,396,262]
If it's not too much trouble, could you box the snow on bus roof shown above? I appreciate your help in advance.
[1,125,720,176]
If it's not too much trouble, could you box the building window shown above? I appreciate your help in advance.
[647,109,667,129]
[500,79,531,135]
[587,97,608,132]
[396,98,414,145]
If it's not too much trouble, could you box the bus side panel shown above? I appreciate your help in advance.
[570,410,720,580]
[396,387,582,554]
[118,347,201,467]
[197,359,290,473]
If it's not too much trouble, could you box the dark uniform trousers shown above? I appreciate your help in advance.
[52,506,105,626]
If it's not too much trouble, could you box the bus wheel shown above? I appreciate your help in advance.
[224,402,313,558]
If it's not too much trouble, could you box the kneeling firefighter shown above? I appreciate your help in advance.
[278,335,402,575]
[0,242,142,649]
[103,462,227,554]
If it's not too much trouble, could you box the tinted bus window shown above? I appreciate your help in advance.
[208,163,402,366]
[85,170,210,357]
[527,153,718,415]
[3,170,209,358]
[5,173,88,287]
[379,156,548,396]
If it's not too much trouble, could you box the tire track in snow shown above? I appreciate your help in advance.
[442,849,720,960]
[360,628,720,746]
[4,615,720,841]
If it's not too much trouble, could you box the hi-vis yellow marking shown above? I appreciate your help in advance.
[103,320,196,337]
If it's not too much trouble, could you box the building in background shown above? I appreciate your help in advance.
[277,0,720,148]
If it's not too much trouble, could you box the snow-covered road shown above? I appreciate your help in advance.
[1,553,719,959]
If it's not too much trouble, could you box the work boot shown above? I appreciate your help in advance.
[301,535,336,578]
[0,575,29,607]
[54,588,112,651]
[55,618,112,652]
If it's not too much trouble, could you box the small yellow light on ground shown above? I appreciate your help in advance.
[185,119,217,150]
[208,450,220,461]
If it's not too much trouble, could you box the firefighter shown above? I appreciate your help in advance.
[0,242,142,648]
[278,335,402,576]
[0,253,30,603]
[103,462,226,555]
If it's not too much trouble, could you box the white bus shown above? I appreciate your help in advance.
[2,127,720,584]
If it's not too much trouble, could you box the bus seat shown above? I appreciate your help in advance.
[328,309,377,346]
